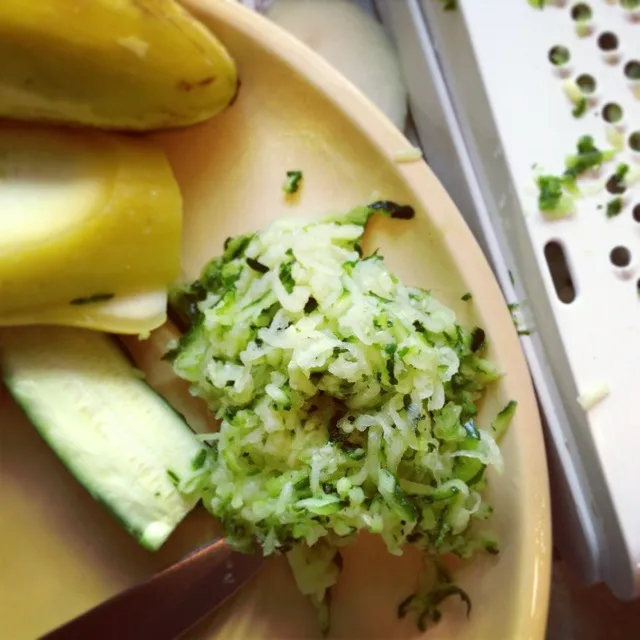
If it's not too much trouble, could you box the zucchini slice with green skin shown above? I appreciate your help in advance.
[0,326,205,551]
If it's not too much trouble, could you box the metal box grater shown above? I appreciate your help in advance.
[376,0,640,600]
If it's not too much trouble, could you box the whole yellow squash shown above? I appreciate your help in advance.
[0,0,238,130]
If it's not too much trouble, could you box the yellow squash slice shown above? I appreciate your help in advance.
[0,123,182,316]
[0,290,168,335]
[0,0,238,130]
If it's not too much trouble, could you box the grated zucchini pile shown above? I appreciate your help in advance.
[168,204,515,632]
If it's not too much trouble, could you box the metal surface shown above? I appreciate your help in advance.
[378,0,640,600]
[40,539,263,640]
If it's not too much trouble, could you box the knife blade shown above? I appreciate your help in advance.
[39,538,264,640]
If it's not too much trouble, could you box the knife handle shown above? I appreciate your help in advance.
[40,538,258,640]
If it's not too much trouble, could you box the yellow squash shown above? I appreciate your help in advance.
[0,0,238,130]
[0,290,168,335]
[0,123,182,316]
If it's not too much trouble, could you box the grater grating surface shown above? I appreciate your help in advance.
[458,0,640,600]
[379,0,640,600]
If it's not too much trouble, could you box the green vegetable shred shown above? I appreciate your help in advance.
[537,175,565,212]
[283,170,303,195]
[536,135,616,218]
[572,97,588,118]
[606,197,623,218]
[615,163,630,182]
[170,205,512,634]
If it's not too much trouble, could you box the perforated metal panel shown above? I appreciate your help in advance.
[380,0,640,600]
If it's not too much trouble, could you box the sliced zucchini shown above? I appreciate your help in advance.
[0,326,205,550]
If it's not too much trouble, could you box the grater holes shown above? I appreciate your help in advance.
[633,204,640,223]
[571,3,592,21]
[597,32,619,51]
[602,102,623,122]
[606,174,626,195]
[624,60,640,80]
[544,241,576,303]
[610,246,631,268]
[630,132,640,151]
[549,45,571,66]
[576,73,597,93]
